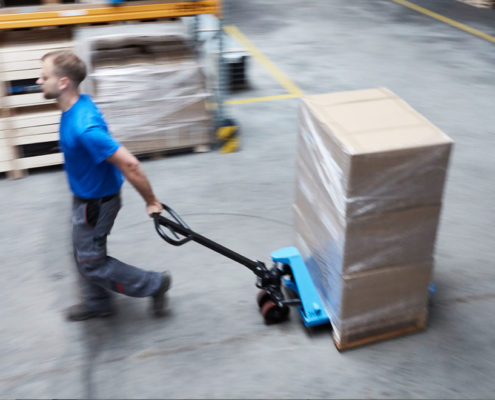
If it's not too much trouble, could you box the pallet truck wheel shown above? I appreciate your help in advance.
[256,290,271,309]
[261,300,290,325]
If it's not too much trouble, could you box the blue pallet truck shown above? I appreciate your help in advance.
[154,204,435,330]
[153,204,330,326]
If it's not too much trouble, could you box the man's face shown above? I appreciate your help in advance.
[36,58,62,99]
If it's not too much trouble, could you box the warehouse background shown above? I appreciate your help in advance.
[0,0,494,398]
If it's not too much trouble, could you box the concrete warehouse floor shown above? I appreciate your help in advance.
[1,0,495,398]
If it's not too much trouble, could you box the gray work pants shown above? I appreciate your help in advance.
[72,193,162,311]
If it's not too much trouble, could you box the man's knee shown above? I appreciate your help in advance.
[76,256,106,278]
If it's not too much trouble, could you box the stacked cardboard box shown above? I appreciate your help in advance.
[294,88,453,347]
[75,22,212,155]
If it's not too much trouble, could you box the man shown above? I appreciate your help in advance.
[37,50,171,321]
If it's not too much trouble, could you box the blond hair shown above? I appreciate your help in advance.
[43,50,87,87]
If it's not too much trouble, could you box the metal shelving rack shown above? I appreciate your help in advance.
[0,1,219,29]
[0,0,235,178]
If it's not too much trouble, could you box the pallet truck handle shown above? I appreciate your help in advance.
[152,203,267,274]
[153,203,193,246]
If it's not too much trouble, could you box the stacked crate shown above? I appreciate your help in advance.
[294,88,453,350]
[0,28,72,177]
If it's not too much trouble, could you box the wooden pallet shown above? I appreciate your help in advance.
[13,152,64,171]
[2,105,62,178]
[8,106,60,141]
[0,27,73,109]
[333,312,428,351]
[0,137,14,174]
[0,78,16,177]
[124,139,211,157]
[0,26,70,178]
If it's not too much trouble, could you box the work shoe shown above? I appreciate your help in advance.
[152,271,172,316]
[66,304,115,321]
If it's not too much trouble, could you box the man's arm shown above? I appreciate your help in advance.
[107,146,163,216]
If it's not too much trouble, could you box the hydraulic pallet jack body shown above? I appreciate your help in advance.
[153,204,330,326]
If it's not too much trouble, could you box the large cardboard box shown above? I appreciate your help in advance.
[294,159,441,274]
[298,88,453,218]
[299,252,431,340]
[294,88,453,343]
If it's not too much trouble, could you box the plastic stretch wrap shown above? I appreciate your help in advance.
[294,88,453,333]
[75,24,211,147]
[298,91,452,219]
[294,160,441,274]
[296,244,431,335]
[92,63,211,143]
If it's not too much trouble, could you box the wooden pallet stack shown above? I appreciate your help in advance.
[0,27,73,177]
[0,1,219,177]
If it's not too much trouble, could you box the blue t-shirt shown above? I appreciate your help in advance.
[59,94,123,199]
